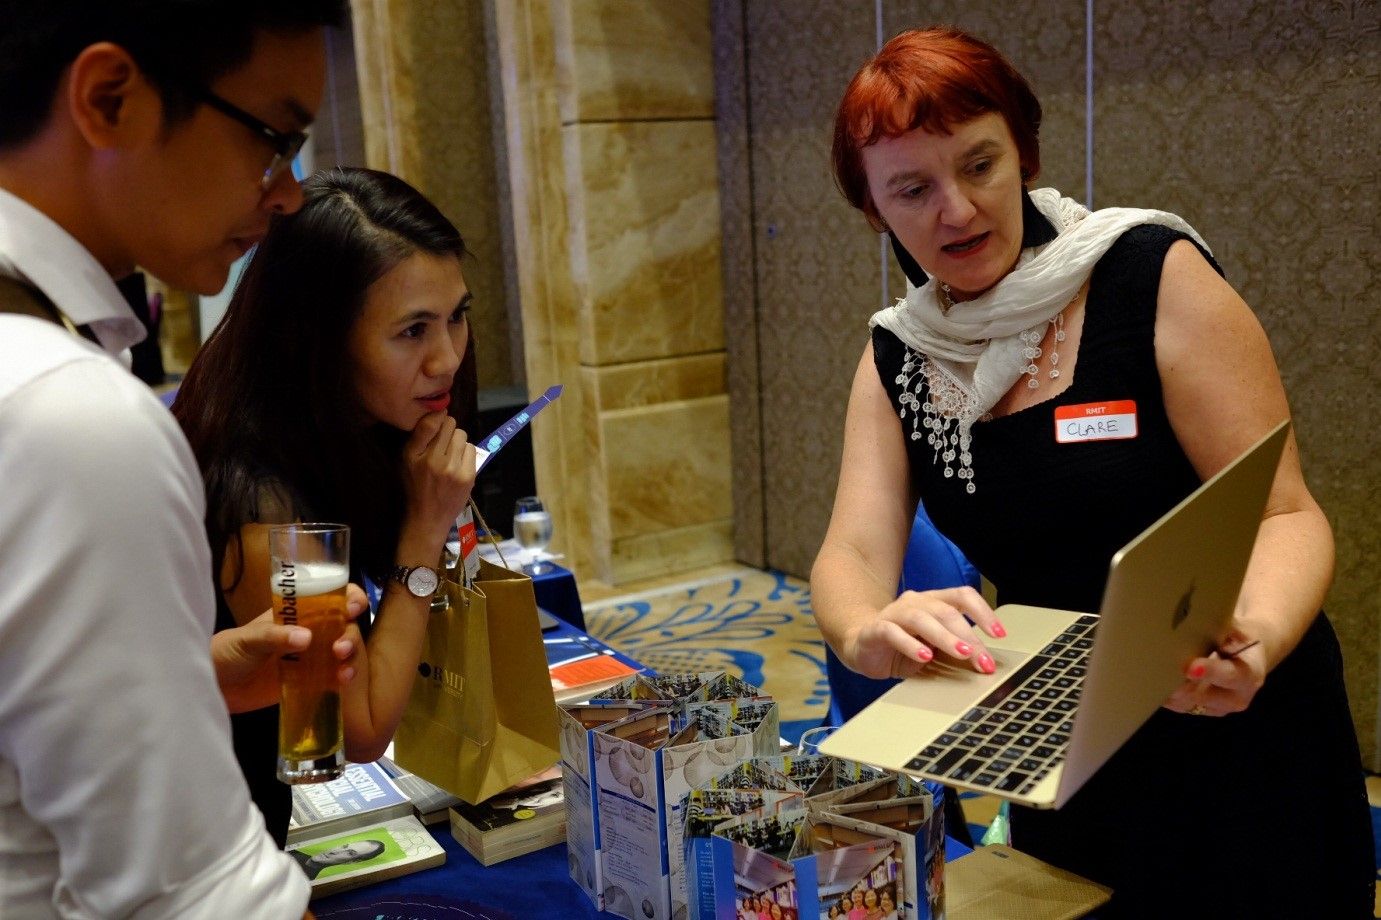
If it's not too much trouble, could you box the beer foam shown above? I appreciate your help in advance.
[271,561,349,597]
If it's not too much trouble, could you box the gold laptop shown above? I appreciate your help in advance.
[819,421,1290,809]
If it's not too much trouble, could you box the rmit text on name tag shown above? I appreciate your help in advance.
[1054,400,1138,444]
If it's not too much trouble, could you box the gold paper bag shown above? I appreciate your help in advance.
[394,558,560,804]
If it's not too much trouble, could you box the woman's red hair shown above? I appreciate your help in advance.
[832,27,1043,229]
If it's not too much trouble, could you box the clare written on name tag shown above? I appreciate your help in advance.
[1054,400,1138,444]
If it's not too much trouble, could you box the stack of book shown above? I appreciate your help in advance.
[376,755,463,826]
[546,632,638,704]
[286,761,414,846]
[286,814,446,899]
[300,753,571,868]
[448,766,567,866]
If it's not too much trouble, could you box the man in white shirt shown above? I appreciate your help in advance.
[0,3,349,917]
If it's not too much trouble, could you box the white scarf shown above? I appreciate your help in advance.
[869,188,1208,491]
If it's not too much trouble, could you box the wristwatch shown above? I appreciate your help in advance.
[389,564,442,598]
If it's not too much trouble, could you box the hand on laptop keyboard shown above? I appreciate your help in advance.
[838,585,1004,680]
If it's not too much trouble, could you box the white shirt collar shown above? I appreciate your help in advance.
[0,186,146,355]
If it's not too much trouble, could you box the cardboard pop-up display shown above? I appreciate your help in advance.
[683,755,945,920]
[683,757,805,919]
[596,696,781,920]
[698,811,813,919]
[771,752,944,917]
[559,672,780,919]
[557,700,660,908]
[761,753,890,803]
[597,671,765,708]
[694,808,933,920]
[813,794,943,919]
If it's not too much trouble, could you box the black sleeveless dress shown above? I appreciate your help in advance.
[873,225,1373,917]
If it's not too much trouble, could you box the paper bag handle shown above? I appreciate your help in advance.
[467,500,510,571]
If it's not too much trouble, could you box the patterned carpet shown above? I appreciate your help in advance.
[583,567,829,745]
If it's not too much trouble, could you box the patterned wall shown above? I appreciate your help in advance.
[1091,0,1381,766]
[717,1,1379,758]
[731,1,880,581]
[711,1,763,567]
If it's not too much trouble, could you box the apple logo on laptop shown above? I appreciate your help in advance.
[1171,582,1194,629]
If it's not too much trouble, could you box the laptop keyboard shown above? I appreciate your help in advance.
[905,614,1099,797]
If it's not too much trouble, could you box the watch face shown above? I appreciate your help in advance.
[406,567,440,596]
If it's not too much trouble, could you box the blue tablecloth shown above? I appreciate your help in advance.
[543,613,645,676]
[531,561,585,631]
[313,824,972,919]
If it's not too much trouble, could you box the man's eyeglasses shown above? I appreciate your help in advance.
[196,89,308,190]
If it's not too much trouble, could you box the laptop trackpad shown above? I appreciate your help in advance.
[883,649,1030,716]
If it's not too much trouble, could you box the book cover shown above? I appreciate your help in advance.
[288,814,445,899]
[287,761,414,845]
[376,755,463,825]
[448,770,566,866]
[546,634,638,704]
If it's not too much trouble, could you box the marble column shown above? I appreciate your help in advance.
[494,0,732,585]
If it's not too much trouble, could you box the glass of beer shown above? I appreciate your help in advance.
[269,523,350,784]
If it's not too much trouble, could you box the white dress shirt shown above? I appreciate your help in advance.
[0,188,309,918]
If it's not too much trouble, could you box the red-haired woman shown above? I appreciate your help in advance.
[811,27,1371,916]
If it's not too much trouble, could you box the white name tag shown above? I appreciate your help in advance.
[1054,400,1138,443]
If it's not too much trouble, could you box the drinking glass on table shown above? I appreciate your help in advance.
[269,523,349,784]
[513,495,553,575]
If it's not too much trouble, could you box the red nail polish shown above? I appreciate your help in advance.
[1188,663,1206,679]
[917,647,932,661]
[955,642,972,656]
[979,654,996,673]
[991,622,1007,638]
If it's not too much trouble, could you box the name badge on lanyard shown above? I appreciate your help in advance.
[1054,400,1138,444]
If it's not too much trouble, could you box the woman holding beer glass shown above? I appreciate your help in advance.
[811,27,1371,916]
[174,167,478,845]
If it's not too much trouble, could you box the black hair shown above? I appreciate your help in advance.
[0,0,346,150]
[173,167,476,585]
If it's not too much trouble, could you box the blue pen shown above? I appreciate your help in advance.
[477,384,563,472]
